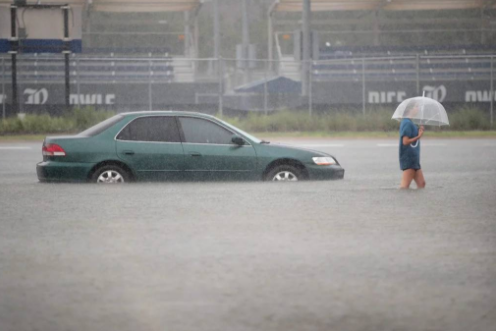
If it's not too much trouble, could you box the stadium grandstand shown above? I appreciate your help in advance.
[270,1,496,81]
[1,0,496,116]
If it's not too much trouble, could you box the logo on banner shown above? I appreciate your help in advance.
[24,88,49,105]
[368,91,407,104]
[422,85,446,102]
[70,94,116,105]
[465,90,496,102]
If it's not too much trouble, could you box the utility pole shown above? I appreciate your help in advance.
[10,5,18,115]
[63,5,70,110]
[213,0,220,60]
[242,0,250,83]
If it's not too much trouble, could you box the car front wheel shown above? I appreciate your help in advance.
[265,165,304,182]
[91,165,130,184]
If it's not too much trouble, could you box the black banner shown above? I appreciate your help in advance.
[0,80,494,114]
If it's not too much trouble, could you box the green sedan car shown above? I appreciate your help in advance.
[37,111,344,183]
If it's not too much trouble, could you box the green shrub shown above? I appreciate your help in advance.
[222,109,401,133]
[222,107,492,133]
[69,106,115,131]
[0,117,24,134]
[449,107,490,131]
[0,107,115,135]
[22,114,55,134]
[0,106,492,136]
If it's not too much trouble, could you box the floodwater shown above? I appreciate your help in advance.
[0,138,495,330]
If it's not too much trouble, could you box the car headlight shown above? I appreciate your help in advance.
[312,157,336,166]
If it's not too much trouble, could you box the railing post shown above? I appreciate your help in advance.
[491,56,494,129]
[362,58,366,115]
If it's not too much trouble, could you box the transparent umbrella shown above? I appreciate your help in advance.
[392,96,449,126]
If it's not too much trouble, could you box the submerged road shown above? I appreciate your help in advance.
[0,138,495,330]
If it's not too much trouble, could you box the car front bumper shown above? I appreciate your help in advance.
[306,164,345,180]
[37,161,96,183]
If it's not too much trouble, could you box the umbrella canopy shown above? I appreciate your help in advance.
[392,96,450,126]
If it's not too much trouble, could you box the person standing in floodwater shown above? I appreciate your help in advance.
[399,102,426,189]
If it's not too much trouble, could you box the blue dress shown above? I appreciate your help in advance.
[399,119,421,170]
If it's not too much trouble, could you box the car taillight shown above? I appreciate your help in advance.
[42,143,66,156]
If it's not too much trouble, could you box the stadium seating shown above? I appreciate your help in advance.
[319,44,496,59]
[0,52,176,84]
[313,44,494,82]
[83,47,172,57]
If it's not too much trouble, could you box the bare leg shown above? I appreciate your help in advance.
[414,169,426,189]
[400,169,416,189]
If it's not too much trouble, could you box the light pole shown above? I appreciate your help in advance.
[302,0,311,96]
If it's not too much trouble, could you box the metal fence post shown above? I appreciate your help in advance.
[2,57,5,119]
[18,55,23,115]
[264,59,268,116]
[309,59,313,117]
[362,58,366,115]
[76,56,80,107]
[218,58,223,117]
[148,59,153,111]
[416,54,420,96]
[491,56,494,130]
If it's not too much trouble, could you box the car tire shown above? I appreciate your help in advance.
[91,165,130,184]
[265,165,305,182]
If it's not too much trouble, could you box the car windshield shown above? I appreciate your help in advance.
[77,115,124,137]
[217,118,262,144]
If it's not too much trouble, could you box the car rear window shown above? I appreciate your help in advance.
[78,115,124,137]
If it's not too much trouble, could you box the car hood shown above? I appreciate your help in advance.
[257,142,336,160]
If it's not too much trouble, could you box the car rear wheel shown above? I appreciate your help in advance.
[265,165,304,182]
[91,165,130,184]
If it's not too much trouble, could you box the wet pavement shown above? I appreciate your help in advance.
[0,138,495,330]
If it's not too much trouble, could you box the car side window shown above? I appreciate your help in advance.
[117,116,180,142]
[179,117,233,144]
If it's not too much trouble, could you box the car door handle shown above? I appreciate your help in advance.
[123,150,135,155]
[189,152,202,157]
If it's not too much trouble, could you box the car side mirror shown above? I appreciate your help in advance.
[231,135,245,146]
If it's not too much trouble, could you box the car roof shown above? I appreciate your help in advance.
[119,111,216,119]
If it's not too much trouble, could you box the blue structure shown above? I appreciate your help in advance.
[235,76,301,94]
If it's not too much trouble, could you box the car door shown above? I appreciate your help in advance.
[177,116,258,181]
[116,116,184,181]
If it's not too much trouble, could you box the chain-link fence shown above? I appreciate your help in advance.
[0,54,494,127]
